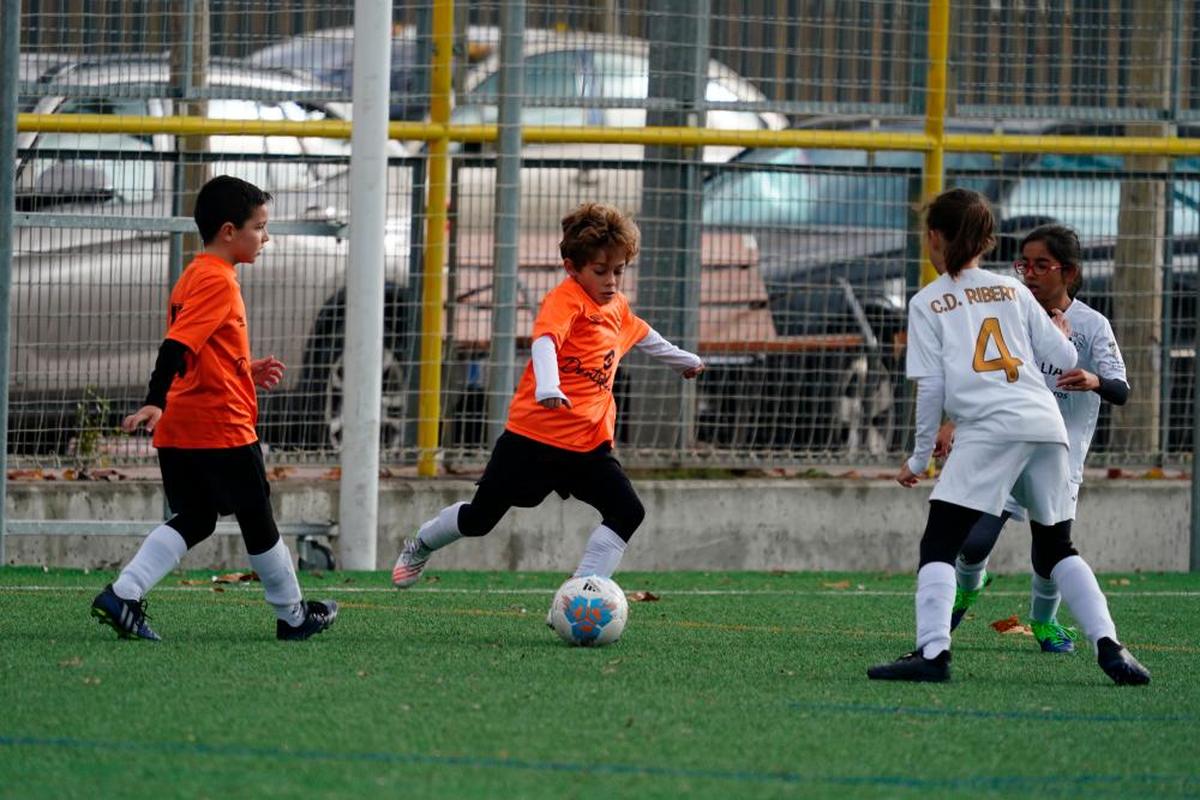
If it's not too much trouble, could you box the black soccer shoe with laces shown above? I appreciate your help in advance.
[1097,637,1151,685]
[867,649,951,682]
[90,584,161,641]
[276,599,339,641]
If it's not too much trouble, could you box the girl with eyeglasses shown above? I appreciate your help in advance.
[867,193,1149,685]
[936,224,1135,654]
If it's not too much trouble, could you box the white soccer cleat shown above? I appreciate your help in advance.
[391,537,431,589]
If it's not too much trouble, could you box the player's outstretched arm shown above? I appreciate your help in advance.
[634,328,704,378]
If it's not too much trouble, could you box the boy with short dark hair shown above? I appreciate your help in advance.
[90,175,338,641]
[392,202,704,588]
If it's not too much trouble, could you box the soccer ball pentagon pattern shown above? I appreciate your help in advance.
[548,575,628,647]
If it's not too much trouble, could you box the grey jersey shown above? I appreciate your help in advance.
[1034,299,1127,483]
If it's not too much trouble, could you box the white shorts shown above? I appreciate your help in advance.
[931,439,1074,525]
[1001,479,1080,523]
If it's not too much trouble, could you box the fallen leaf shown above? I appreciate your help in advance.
[626,590,660,602]
[322,468,342,480]
[423,574,440,583]
[212,571,259,584]
[1108,577,1132,587]
[821,580,852,590]
[356,670,368,678]
[211,586,225,593]
[269,466,297,480]
[62,468,77,480]
[1142,467,1165,480]
[83,676,102,685]
[59,656,83,668]
[1106,467,1124,479]
[6,469,45,480]
[179,579,207,586]
[990,615,1033,636]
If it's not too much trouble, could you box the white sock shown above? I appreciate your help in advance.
[955,554,989,592]
[112,524,188,601]
[1050,555,1117,647]
[416,501,466,552]
[915,561,956,659]
[248,538,305,626]
[1029,572,1061,623]
[573,525,627,579]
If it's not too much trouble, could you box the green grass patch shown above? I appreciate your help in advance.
[1,567,1197,799]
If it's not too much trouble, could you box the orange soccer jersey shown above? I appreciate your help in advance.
[152,253,259,449]
[506,277,650,452]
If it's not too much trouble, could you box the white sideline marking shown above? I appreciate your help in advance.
[3,585,1200,598]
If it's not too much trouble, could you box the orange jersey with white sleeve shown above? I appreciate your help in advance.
[152,253,259,449]
[506,278,650,452]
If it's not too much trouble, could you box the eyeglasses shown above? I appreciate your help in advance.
[1013,259,1063,276]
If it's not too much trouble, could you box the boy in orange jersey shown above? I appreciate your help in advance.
[90,175,337,641]
[393,202,704,586]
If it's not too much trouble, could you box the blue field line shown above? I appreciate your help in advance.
[789,701,1197,724]
[0,734,1195,793]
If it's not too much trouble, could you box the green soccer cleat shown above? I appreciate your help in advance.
[1029,618,1079,653]
[949,571,992,632]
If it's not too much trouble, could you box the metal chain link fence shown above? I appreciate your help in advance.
[9,0,1199,472]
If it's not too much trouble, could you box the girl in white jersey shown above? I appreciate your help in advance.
[940,225,1131,654]
[866,189,1149,685]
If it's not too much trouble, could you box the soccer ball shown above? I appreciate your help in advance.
[548,575,628,647]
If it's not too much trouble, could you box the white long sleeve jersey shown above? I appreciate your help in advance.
[906,268,1077,452]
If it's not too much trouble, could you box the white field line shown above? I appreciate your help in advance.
[2,585,1200,598]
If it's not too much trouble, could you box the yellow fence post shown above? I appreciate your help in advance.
[921,0,950,287]
[416,0,453,477]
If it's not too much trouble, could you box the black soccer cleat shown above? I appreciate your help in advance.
[90,583,161,641]
[1096,637,1151,686]
[867,649,951,682]
[276,599,339,641]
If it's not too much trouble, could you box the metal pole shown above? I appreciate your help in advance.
[920,0,949,287]
[417,0,453,477]
[485,0,525,445]
[338,0,392,569]
[0,0,19,565]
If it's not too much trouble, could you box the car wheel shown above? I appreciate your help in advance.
[320,346,410,451]
[835,355,895,456]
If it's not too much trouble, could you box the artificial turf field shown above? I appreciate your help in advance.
[0,567,1196,799]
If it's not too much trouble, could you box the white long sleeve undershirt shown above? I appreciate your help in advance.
[908,373,945,475]
[633,327,703,374]
[530,335,568,403]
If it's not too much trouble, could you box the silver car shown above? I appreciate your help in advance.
[12,58,414,455]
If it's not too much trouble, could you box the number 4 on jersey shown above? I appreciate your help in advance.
[973,317,1023,382]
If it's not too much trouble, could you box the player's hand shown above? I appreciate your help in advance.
[681,362,706,380]
[1050,308,1071,337]
[251,355,286,389]
[1057,368,1099,392]
[122,405,163,434]
[896,462,921,488]
[933,421,956,459]
[538,396,572,409]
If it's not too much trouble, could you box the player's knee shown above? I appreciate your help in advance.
[1030,521,1078,577]
[167,510,218,549]
[604,497,645,543]
[918,533,959,567]
[457,503,499,538]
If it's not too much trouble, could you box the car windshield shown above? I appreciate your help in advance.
[703,147,994,229]
[1004,152,1200,240]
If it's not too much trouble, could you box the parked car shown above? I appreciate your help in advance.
[445,30,789,230]
[10,58,415,454]
[244,25,499,123]
[699,116,1200,454]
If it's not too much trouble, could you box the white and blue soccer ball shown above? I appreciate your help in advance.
[548,575,628,647]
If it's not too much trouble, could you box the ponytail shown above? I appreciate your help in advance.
[924,188,996,277]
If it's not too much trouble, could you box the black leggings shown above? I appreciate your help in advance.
[457,431,645,541]
[166,502,281,556]
[920,501,1079,578]
[958,511,1012,565]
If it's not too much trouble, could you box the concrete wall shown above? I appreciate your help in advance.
[4,478,1191,572]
